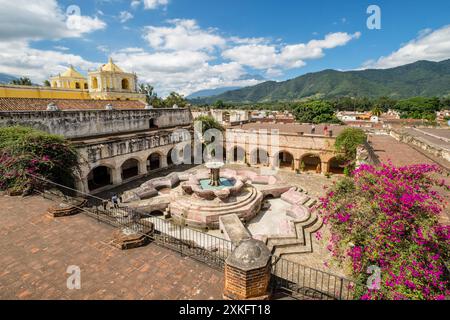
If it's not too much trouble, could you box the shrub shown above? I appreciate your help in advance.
[318,163,450,300]
[0,126,79,193]
[335,128,367,172]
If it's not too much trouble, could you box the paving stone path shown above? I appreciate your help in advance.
[0,195,223,300]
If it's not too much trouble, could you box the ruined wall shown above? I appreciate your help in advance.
[0,108,193,139]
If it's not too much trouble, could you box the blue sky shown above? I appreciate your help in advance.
[0,0,449,96]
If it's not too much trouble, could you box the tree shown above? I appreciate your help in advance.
[318,163,449,300]
[371,106,383,117]
[43,80,51,87]
[394,97,440,120]
[11,77,32,86]
[334,128,367,170]
[138,83,163,106]
[164,92,188,108]
[214,100,226,108]
[194,115,224,134]
[0,126,79,193]
[293,100,341,124]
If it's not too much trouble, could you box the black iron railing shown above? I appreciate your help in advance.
[270,255,355,300]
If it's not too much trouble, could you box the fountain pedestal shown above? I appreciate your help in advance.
[206,161,225,187]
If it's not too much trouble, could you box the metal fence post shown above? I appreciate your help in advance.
[339,278,344,300]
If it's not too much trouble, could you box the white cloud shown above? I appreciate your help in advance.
[364,25,450,69]
[131,0,169,10]
[111,47,260,96]
[0,40,99,81]
[119,11,134,23]
[0,0,106,41]
[54,46,70,51]
[0,0,104,81]
[144,19,226,52]
[223,32,361,71]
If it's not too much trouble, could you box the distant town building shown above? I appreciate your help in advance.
[336,111,379,123]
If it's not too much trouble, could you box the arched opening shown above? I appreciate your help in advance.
[52,81,57,87]
[147,153,161,171]
[121,78,129,90]
[251,148,269,166]
[87,166,112,191]
[301,154,322,173]
[167,148,174,166]
[75,82,80,89]
[329,157,346,174]
[276,151,294,169]
[150,210,164,216]
[84,83,88,90]
[232,146,246,163]
[121,158,139,180]
[92,77,98,89]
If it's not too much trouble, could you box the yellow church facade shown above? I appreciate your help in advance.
[0,58,146,102]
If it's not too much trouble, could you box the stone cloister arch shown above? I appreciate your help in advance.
[274,150,295,170]
[300,154,322,173]
[87,165,114,192]
[250,148,269,166]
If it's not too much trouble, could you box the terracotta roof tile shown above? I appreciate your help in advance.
[0,98,146,111]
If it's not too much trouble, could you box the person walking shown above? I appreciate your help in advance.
[111,194,119,209]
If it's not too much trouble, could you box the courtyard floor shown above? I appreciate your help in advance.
[0,195,223,300]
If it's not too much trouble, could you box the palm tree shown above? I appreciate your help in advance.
[371,106,383,117]
[11,77,32,86]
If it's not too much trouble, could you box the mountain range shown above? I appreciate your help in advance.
[0,73,18,84]
[190,59,450,104]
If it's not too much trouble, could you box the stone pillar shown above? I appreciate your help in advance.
[321,162,329,174]
[111,168,123,185]
[294,159,300,171]
[224,239,272,300]
[138,160,148,175]
[160,154,168,168]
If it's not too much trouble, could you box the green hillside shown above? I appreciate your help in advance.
[191,59,450,104]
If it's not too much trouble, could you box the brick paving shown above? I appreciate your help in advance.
[0,195,223,300]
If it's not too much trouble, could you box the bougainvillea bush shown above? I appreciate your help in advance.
[318,163,450,300]
[0,126,79,193]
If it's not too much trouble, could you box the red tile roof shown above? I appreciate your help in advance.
[0,98,146,111]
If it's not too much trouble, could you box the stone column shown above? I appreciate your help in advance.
[321,161,329,174]
[223,239,272,300]
[111,168,123,185]
[138,160,148,176]
[160,153,168,168]
[294,159,301,171]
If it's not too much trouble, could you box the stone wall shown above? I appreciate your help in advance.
[0,108,193,139]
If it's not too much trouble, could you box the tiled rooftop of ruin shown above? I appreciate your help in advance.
[0,98,146,111]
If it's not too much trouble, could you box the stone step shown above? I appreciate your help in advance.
[172,187,260,214]
[294,210,319,244]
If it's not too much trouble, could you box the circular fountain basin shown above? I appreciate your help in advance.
[199,178,236,190]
